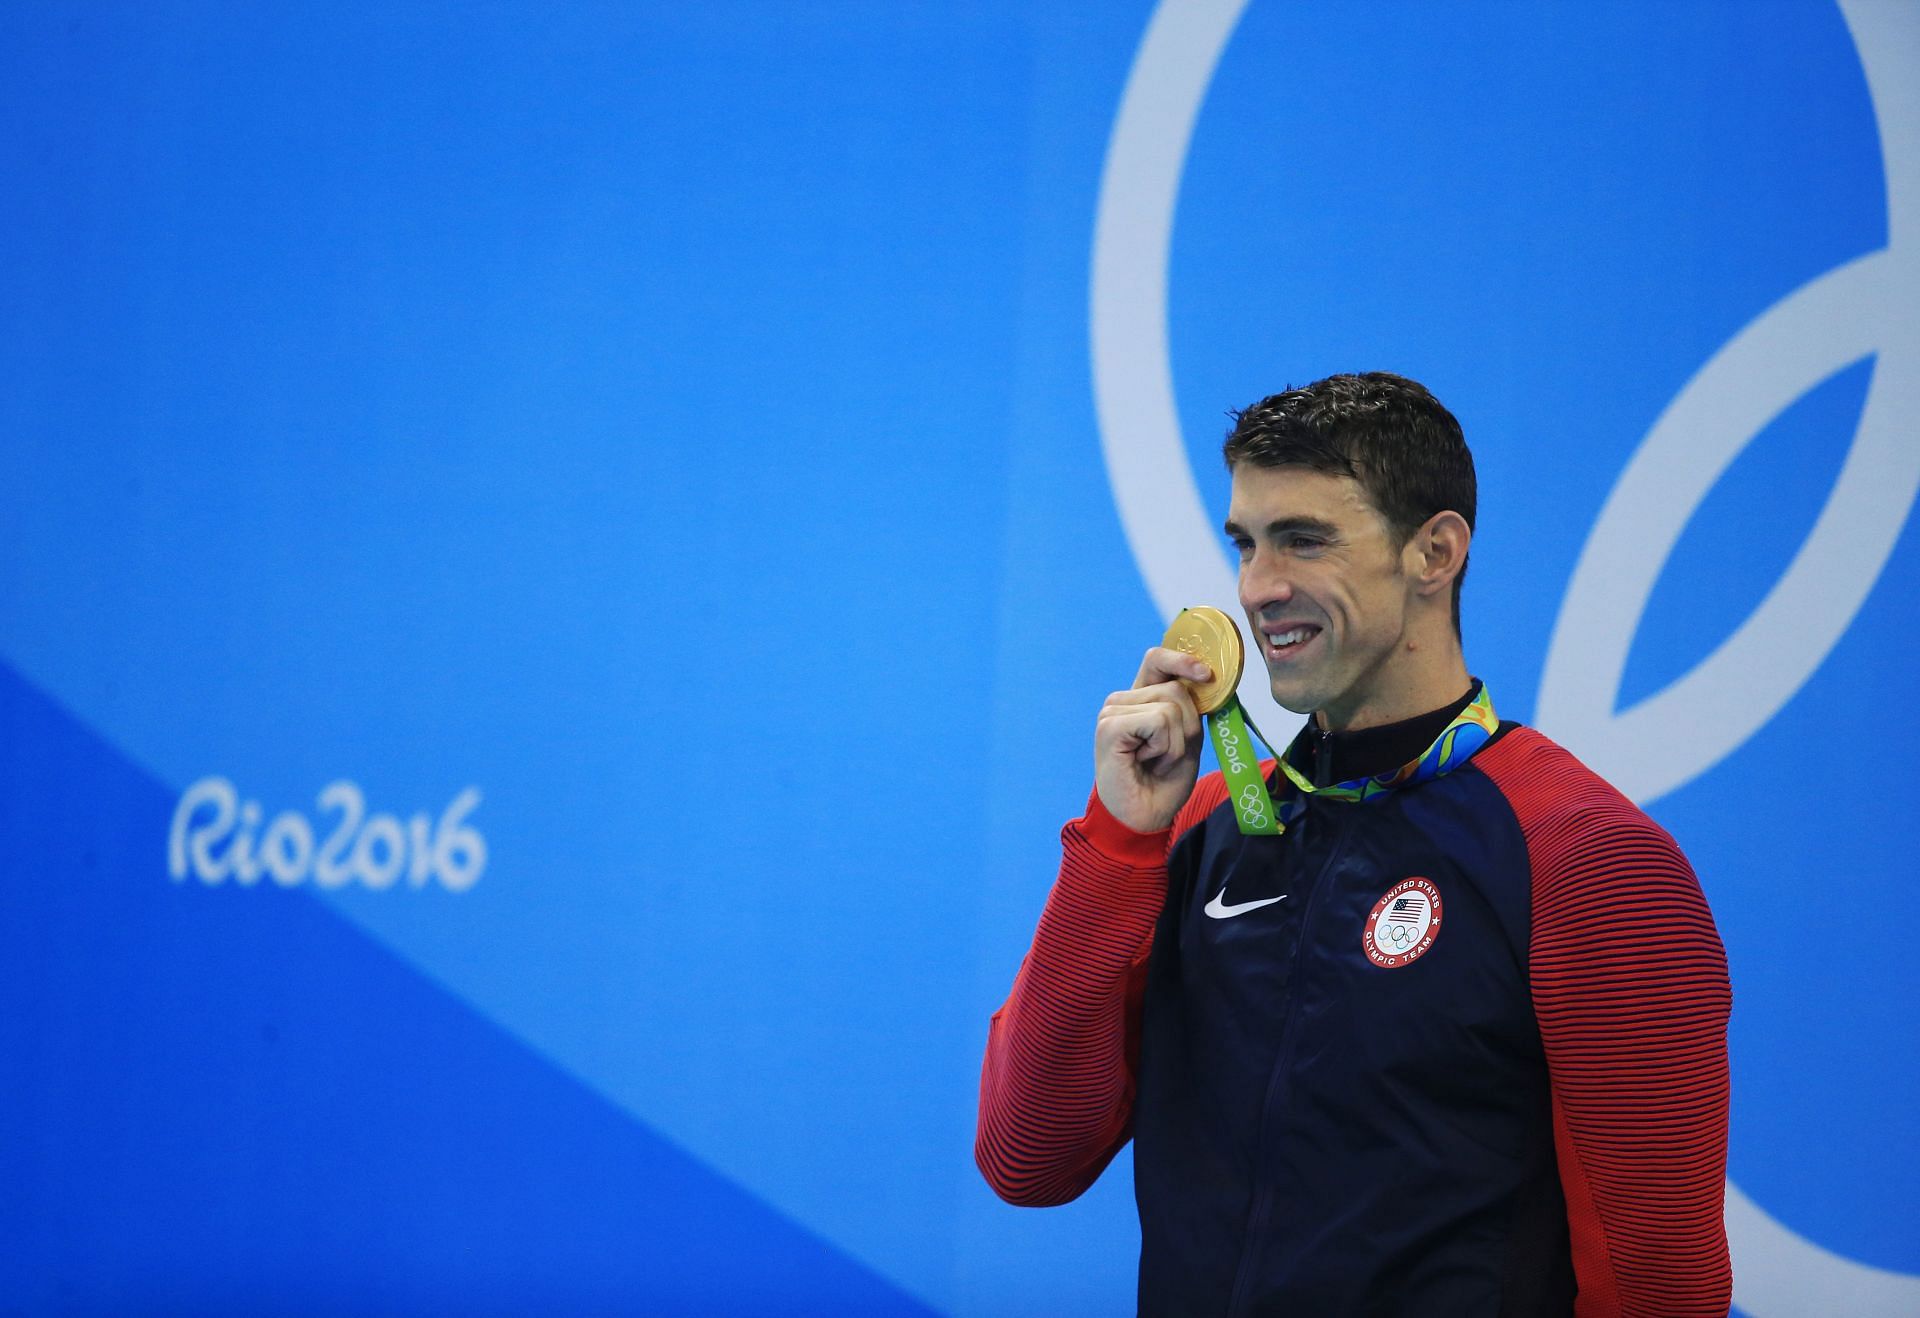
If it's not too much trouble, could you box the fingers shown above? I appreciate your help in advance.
[1134,645,1212,692]
[1103,678,1202,743]
[1093,649,1211,831]
[1096,700,1189,769]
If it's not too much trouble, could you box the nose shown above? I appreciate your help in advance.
[1238,544,1295,619]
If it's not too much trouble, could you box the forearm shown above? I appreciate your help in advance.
[975,793,1169,1206]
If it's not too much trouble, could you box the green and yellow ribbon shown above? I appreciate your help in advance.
[1206,684,1499,836]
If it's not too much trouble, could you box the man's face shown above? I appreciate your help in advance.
[1225,463,1417,730]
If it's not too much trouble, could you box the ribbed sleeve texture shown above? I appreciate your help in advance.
[975,775,1228,1206]
[1477,729,1733,1318]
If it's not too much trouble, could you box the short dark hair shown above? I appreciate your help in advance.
[1222,371,1475,635]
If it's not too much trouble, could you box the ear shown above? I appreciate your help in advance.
[1404,510,1471,600]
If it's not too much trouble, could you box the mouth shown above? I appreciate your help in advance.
[1259,623,1322,662]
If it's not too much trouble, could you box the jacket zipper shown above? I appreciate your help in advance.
[1224,792,1355,1318]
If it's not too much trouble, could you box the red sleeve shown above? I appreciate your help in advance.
[1479,730,1732,1317]
[974,775,1227,1206]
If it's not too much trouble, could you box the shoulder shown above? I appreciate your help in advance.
[1168,761,1277,848]
[1471,726,1702,910]
[1170,768,1231,844]
[1466,726,1728,976]
[1473,725,1676,850]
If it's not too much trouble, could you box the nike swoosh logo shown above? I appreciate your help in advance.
[1204,890,1286,920]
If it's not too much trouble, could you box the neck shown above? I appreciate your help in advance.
[1303,679,1480,784]
[1314,642,1470,733]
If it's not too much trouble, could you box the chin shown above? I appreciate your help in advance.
[1266,678,1320,716]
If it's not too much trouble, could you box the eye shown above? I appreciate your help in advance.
[1229,536,1254,560]
[1288,534,1324,553]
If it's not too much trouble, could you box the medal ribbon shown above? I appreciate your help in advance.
[1206,683,1499,836]
[1205,696,1281,834]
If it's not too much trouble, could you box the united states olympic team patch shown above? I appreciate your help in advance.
[1363,877,1442,968]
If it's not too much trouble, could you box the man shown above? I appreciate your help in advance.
[976,373,1731,1315]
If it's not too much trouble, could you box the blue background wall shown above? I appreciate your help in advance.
[2,2,1915,1313]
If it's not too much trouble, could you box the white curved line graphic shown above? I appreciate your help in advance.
[1726,1180,1920,1314]
[1089,0,1920,1310]
[1089,0,1293,742]
[1535,248,1917,805]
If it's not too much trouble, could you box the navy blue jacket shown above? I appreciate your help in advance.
[1137,724,1570,1313]
[979,718,1732,1317]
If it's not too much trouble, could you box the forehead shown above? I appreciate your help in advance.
[1226,463,1389,531]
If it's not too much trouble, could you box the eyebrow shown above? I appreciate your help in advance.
[1222,515,1342,542]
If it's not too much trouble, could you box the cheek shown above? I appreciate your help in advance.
[1313,569,1365,625]
[1334,572,1401,639]
[1367,580,1411,637]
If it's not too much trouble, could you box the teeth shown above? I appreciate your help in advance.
[1267,628,1311,648]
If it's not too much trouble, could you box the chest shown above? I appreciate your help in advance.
[1159,776,1541,1084]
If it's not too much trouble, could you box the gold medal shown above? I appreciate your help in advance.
[1161,606,1244,714]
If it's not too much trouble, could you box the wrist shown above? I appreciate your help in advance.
[1081,787,1173,867]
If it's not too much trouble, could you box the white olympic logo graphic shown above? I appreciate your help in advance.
[1236,782,1270,826]
[1088,2,1920,1312]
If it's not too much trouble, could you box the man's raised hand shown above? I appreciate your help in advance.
[1094,647,1211,835]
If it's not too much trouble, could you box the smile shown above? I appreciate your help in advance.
[1261,624,1322,660]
